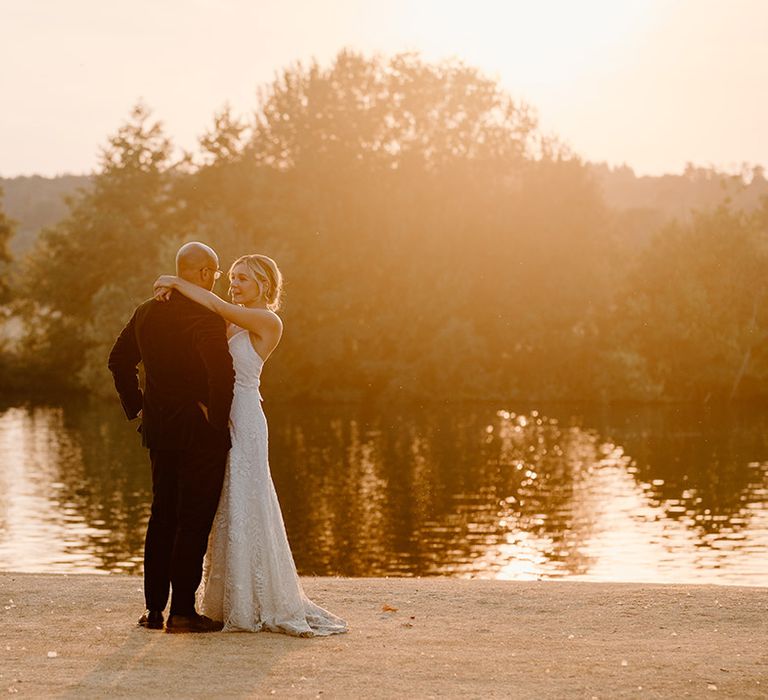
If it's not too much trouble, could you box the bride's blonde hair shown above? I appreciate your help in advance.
[229,254,283,311]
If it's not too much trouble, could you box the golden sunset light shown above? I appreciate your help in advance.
[1,0,767,175]
[1,1,767,697]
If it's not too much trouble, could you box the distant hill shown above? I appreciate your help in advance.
[1,174,90,255]
[2,165,766,260]
[589,162,768,243]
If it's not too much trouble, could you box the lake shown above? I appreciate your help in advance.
[0,400,766,585]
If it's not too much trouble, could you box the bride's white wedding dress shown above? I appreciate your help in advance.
[197,330,347,636]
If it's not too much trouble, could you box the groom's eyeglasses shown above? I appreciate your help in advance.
[202,267,224,280]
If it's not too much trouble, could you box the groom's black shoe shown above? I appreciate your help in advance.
[138,610,164,630]
[165,613,224,634]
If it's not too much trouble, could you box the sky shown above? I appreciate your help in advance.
[1,0,767,177]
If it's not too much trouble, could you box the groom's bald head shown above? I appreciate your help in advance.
[176,242,220,290]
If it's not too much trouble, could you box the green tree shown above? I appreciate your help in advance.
[233,51,613,401]
[10,52,649,402]
[614,205,768,400]
[0,187,14,304]
[21,104,178,392]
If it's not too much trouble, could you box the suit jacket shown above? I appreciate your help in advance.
[107,291,235,450]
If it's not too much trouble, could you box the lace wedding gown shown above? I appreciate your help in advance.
[198,330,347,636]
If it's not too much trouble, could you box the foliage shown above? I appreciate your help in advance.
[613,205,768,400]
[0,187,14,304]
[4,51,768,402]
[19,104,178,392]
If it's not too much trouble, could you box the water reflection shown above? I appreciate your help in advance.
[0,400,766,585]
[0,404,150,573]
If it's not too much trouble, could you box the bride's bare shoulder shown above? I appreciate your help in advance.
[265,310,283,332]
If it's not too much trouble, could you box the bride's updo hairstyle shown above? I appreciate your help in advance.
[229,254,283,311]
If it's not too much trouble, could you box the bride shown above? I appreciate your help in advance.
[154,254,347,636]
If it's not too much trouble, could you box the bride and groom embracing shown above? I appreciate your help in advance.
[108,242,347,636]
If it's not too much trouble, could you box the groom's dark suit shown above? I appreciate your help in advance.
[108,291,235,616]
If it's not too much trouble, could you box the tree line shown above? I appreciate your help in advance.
[1,50,766,403]
[5,164,767,259]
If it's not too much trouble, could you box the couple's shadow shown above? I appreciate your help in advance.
[60,625,308,698]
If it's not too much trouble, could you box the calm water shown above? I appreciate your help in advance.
[0,400,766,585]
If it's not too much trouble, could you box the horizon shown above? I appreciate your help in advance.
[1,0,767,179]
[1,158,764,183]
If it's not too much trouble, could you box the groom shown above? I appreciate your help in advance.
[108,242,235,633]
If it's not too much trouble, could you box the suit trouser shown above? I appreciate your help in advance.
[144,447,228,616]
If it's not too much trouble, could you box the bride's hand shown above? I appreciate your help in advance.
[153,275,177,302]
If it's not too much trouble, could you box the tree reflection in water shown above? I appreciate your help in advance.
[268,403,768,583]
[0,402,149,572]
[0,401,766,583]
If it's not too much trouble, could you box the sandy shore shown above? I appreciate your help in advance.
[0,574,766,699]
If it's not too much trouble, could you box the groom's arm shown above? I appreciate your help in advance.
[193,312,235,434]
[107,310,144,420]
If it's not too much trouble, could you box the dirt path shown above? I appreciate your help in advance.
[1,574,766,698]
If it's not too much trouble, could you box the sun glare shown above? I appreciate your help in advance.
[404,0,654,88]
